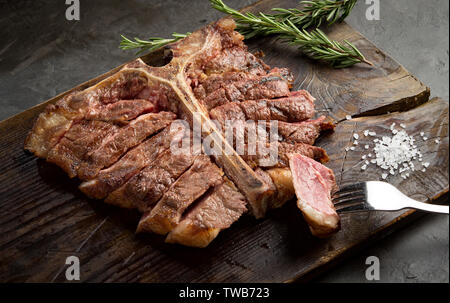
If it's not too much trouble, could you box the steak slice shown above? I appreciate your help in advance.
[166,179,247,248]
[105,150,197,211]
[77,112,176,180]
[137,156,223,235]
[47,120,120,178]
[195,70,291,110]
[209,91,315,124]
[277,116,335,144]
[203,46,269,76]
[241,141,329,168]
[24,71,150,158]
[289,154,340,238]
[85,99,156,123]
[79,122,187,200]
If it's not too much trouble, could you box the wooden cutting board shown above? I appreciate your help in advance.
[0,0,447,282]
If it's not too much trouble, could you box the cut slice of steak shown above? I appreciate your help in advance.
[195,70,291,110]
[79,122,187,200]
[277,116,335,144]
[25,70,151,158]
[166,179,247,248]
[24,105,73,158]
[241,141,329,169]
[77,112,176,180]
[238,91,315,122]
[289,154,340,238]
[137,156,223,235]
[47,120,120,178]
[85,99,156,123]
[202,46,269,76]
[209,91,315,124]
[105,150,197,211]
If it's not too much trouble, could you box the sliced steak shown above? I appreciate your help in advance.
[241,141,329,168]
[47,120,119,178]
[79,122,187,200]
[137,156,223,235]
[77,112,176,180]
[277,116,335,144]
[210,91,315,126]
[105,150,197,211]
[195,70,291,110]
[25,18,338,245]
[166,179,247,248]
[25,71,150,158]
[203,46,269,76]
[85,99,156,123]
[24,105,73,158]
[289,154,340,238]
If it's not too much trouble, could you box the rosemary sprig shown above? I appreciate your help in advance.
[271,0,358,29]
[119,32,188,55]
[119,0,371,68]
[211,0,372,67]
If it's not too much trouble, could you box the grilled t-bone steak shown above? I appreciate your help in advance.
[24,18,339,247]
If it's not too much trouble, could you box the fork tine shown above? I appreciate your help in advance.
[334,196,365,209]
[334,182,366,195]
[332,182,366,199]
[336,203,371,213]
[332,190,365,203]
[333,194,366,207]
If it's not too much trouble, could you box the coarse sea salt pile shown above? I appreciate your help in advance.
[345,121,439,180]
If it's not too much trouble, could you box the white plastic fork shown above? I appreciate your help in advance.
[333,181,449,214]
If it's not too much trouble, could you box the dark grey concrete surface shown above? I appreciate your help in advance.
[0,0,448,282]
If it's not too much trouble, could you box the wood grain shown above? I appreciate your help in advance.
[0,0,447,282]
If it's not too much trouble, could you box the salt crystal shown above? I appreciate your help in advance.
[365,145,369,150]
[422,168,426,172]
[435,139,440,144]
[345,147,350,152]
[370,124,424,179]
[423,137,428,141]
[353,140,358,145]
[364,130,370,137]
[365,160,370,165]
[350,147,355,151]
[369,132,377,136]
[353,134,359,140]
[362,155,367,160]
[382,173,388,180]
[420,132,425,137]
[361,165,367,171]
[400,124,406,129]
[346,115,352,120]
[423,162,430,168]
[368,153,372,157]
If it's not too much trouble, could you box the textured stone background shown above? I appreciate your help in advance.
[0,0,448,282]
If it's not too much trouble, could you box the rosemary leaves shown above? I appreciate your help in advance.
[120,0,371,68]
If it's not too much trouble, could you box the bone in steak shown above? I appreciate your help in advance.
[25,18,339,247]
